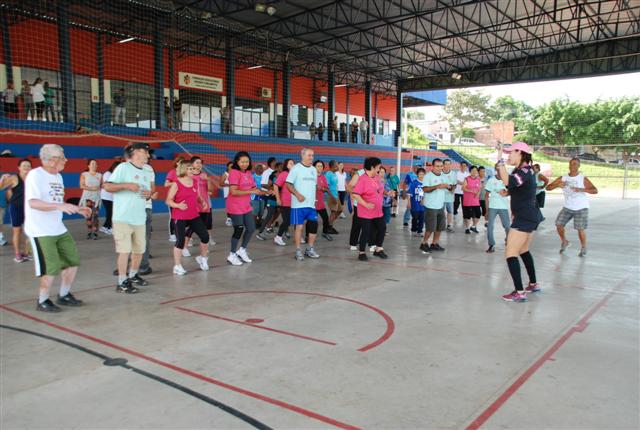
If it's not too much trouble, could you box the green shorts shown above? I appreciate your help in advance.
[31,231,80,277]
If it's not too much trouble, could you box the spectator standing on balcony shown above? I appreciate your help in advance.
[332,116,339,141]
[113,88,126,126]
[359,117,369,144]
[21,80,35,120]
[43,82,56,122]
[31,78,46,121]
[100,160,120,235]
[309,123,316,140]
[164,97,172,129]
[221,106,231,133]
[350,118,359,143]
[79,159,102,240]
[174,97,182,129]
[2,81,18,119]
[316,122,324,141]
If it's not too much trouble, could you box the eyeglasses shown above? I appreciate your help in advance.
[50,155,67,161]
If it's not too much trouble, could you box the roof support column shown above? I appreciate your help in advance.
[97,32,105,126]
[346,85,350,143]
[1,9,14,87]
[225,33,235,134]
[168,46,174,129]
[327,67,335,141]
[395,84,403,147]
[282,60,291,139]
[272,69,278,137]
[153,19,164,129]
[57,2,75,124]
[364,80,372,145]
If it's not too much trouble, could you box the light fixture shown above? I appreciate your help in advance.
[266,5,276,15]
[451,72,462,80]
[255,3,266,12]
[335,83,347,88]
[247,65,264,70]
[255,3,276,16]
[118,37,135,44]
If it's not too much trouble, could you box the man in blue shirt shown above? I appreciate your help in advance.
[401,165,419,227]
[407,168,426,236]
[286,148,319,261]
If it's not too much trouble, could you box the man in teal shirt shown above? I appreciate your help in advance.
[420,158,449,253]
[324,160,341,234]
[386,166,400,217]
[104,142,154,293]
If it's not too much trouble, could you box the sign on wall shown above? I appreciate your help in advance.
[178,72,223,92]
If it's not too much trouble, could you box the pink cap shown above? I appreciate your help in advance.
[503,141,532,154]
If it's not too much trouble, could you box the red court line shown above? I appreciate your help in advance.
[161,291,395,353]
[465,273,631,430]
[175,306,337,346]
[0,304,360,430]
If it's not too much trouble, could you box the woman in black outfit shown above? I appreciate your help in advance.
[496,142,543,302]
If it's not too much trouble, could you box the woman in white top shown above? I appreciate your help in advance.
[79,159,102,239]
[31,78,46,121]
[100,160,120,235]
[219,161,232,226]
[336,162,348,218]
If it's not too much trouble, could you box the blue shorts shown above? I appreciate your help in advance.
[290,207,318,225]
[10,203,24,227]
[444,201,453,214]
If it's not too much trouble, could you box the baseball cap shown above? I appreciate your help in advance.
[125,142,150,155]
[503,141,532,154]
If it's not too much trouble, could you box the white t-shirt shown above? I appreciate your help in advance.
[562,174,589,210]
[31,84,45,103]
[143,164,155,209]
[336,171,347,191]
[455,170,470,195]
[24,167,67,237]
[261,168,274,186]
[101,171,113,201]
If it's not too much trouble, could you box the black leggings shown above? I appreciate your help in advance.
[175,217,209,249]
[277,206,291,237]
[230,212,256,252]
[359,217,386,252]
[317,208,330,234]
[102,200,113,229]
[259,205,277,233]
[338,191,346,205]
[454,194,463,215]
[349,206,363,247]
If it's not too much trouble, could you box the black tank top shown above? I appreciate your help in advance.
[10,175,24,206]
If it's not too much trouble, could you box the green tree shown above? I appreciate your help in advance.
[487,95,533,131]
[405,124,428,148]
[441,89,491,137]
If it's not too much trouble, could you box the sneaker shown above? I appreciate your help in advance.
[470,227,479,234]
[578,248,587,257]
[391,213,397,218]
[0,239,7,246]
[327,227,339,235]
[116,279,139,294]
[13,254,26,263]
[525,283,541,293]
[227,252,243,266]
[106,228,113,235]
[130,274,149,286]
[486,246,495,253]
[322,233,333,241]
[446,226,454,233]
[209,239,216,246]
[369,245,376,253]
[265,227,274,234]
[295,249,305,261]
[465,229,471,234]
[339,213,347,219]
[92,232,98,240]
[256,232,267,240]
[284,232,291,239]
[57,293,83,306]
[350,245,358,251]
[36,298,62,313]
[403,223,409,228]
[430,244,445,252]
[225,218,233,227]
[21,253,33,261]
[301,237,306,244]
[419,243,431,254]
[559,241,571,254]
[169,234,177,242]
[182,248,191,257]
[99,226,109,234]
[484,222,488,228]
[138,267,153,276]
[87,233,92,240]
[373,250,388,259]
[195,255,210,271]
[173,264,188,275]
[358,253,368,261]
[236,247,252,263]
[305,247,320,259]
[502,291,528,302]
[274,236,286,246]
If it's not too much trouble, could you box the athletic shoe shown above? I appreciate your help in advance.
[57,293,83,306]
[130,274,149,286]
[419,243,431,254]
[358,253,368,261]
[0,239,7,246]
[169,234,177,242]
[430,244,445,251]
[274,236,286,246]
[484,222,488,228]
[182,248,191,257]
[284,232,291,239]
[465,229,471,234]
[99,226,109,234]
[486,246,495,253]
[305,247,320,259]
[502,291,528,302]
[87,233,93,240]
[36,299,62,313]
[209,239,216,246]
[322,233,334,241]
[14,254,26,263]
[350,245,358,251]
[225,218,233,227]
[301,237,306,244]
[327,227,339,235]
[21,253,33,261]
[295,249,305,261]
[369,245,376,253]
[236,247,253,263]
[339,213,347,219]
[195,255,209,271]
[265,227,274,234]
[446,226,454,233]
[559,241,571,254]
[256,232,267,240]
[578,248,587,257]
[403,223,409,228]
[525,283,541,293]
[106,228,113,235]
[470,227,479,234]
[391,213,397,218]
[173,264,187,275]
[373,250,388,259]
[116,279,139,294]
[139,267,152,276]
[227,252,243,266]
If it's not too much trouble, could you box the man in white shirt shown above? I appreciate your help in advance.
[25,144,91,312]
[454,161,469,217]
[359,118,369,144]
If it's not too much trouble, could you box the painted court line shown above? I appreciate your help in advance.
[175,306,337,346]
[465,273,631,430]
[0,304,361,430]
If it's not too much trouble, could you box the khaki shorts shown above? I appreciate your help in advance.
[113,222,146,254]
[327,196,343,213]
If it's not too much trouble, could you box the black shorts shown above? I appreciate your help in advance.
[462,205,481,220]
[536,192,546,208]
[10,203,24,227]
[511,209,542,233]
[199,210,212,230]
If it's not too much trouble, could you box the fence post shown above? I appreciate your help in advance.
[622,161,629,199]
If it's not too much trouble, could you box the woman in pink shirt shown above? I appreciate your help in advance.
[189,156,215,245]
[462,165,482,234]
[165,160,210,275]
[310,160,333,242]
[273,158,295,246]
[352,157,388,261]
[226,151,268,266]
[164,156,184,242]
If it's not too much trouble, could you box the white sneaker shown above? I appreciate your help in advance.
[370,245,376,253]
[236,247,252,263]
[106,228,113,235]
[339,213,347,219]
[209,239,216,246]
[99,226,108,234]
[225,218,233,227]
[227,252,243,266]
[350,245,358,251]
[274,236,286,246]
[0,239,7,246]
[169,234,177,242]
[195,255,209,271]
[188,239,194,247]
[182,248,191,257]
[301,237,306,244]
[173,264,187,275]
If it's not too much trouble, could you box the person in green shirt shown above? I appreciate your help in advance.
[43,81,56,122]
[484,164,511,253]
[386,166,400,217]
[420,158,449,253]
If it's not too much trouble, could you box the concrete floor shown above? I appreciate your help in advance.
[1,195,638,430]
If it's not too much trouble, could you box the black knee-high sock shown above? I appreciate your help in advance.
[506,257,523,291]
[520,251,537,284]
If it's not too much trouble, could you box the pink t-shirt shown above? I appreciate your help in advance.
[275,171,292,207]
[166,169,177,183]
[352,173,383,219]
[463,175,481,206]
[226,169,254,215]
[192,172,211,212]
[315,174,328,210]
[171,178,199,220]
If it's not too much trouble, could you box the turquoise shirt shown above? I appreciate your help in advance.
[352,168,366,207]
[422,171,446,210]
[535,173,545,195]
[286,163,317,209]
[325,170,338,198]
[485,177,510,210]
[442,170,456,203]
[109,162,154,225]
